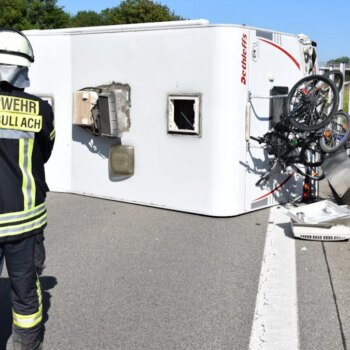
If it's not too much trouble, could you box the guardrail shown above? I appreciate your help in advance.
[343,82,350,112]
[319,63,349,113]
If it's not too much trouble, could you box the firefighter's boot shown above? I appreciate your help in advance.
[11,326,43,350]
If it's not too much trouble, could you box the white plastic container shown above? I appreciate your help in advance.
[287,200,350,241]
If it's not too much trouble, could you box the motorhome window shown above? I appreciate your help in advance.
[256,30,273,41]
[168,95,201,136]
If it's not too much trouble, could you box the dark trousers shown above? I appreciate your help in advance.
[0,233,45,350]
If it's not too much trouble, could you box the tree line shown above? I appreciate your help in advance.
[0,0,184,30]
[327,57,350,65]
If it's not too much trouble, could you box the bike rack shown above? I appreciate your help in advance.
[248,74,349,204]
[248,92,288,123]
[249,93,288,100]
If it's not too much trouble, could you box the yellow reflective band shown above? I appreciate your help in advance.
[12,277,42,329]
[27,139,36,209]
[13,307,42,329]
[36,278,42,306]
[0,111,42,132]
[0,212,47,237]
[50,129,55,140]
[19,139,26,206]
[19,139,36,210]
[0,96,39,115]
[0,203,46,224]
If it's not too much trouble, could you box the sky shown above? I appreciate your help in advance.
[56,0,349,63]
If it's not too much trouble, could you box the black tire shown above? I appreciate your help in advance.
[319,111,350,153]
[323,70,344,93]
[299,141,325,166]
[286,74,339,131]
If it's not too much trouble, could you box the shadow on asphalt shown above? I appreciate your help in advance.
[276,222,295,239]
[0,276,57,350]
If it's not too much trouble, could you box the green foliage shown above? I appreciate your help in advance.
[0,0,27,29]
[101,0,184,25]
[327,56,350,64]
[344,85,349,112]
[0,0,70,30]
[0,0,184,30]
[69,11,104,28]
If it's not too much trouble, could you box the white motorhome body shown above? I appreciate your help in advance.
[24,20,316,216]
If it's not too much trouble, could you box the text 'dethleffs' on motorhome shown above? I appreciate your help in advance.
[25,20,317,216]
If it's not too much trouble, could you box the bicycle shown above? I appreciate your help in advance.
[249,74,350,186]
[286,74,339,131]
[319,111,350,153]
[250,128,326,186]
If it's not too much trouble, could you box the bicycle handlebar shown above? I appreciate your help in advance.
[250,136,263,143]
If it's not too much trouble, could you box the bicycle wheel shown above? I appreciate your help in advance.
[286,74,339,131]
[323,70,344,93]
[299,141,325,166]
[319,111,350,153]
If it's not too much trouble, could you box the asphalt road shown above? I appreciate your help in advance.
[0,179,349,350]
[296,180,350,350]
[296,179,350,349]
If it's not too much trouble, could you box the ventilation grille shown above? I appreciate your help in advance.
[298,234,348,241]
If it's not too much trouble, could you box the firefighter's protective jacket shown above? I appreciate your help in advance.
[0,84,55,242]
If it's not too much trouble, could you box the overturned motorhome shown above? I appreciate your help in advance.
[25,20,317,216]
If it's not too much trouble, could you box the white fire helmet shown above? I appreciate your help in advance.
[0,28,34,67]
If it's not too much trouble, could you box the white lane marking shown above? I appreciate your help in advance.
[248,206,299,350]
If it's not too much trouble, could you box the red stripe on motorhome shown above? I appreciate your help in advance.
[253,173,294,202]
[258,38,301,70]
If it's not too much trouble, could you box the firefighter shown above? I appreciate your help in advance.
[0,28,55,349]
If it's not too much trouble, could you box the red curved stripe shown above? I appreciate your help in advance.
[258,38,300,70]
[254,173,294,202]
